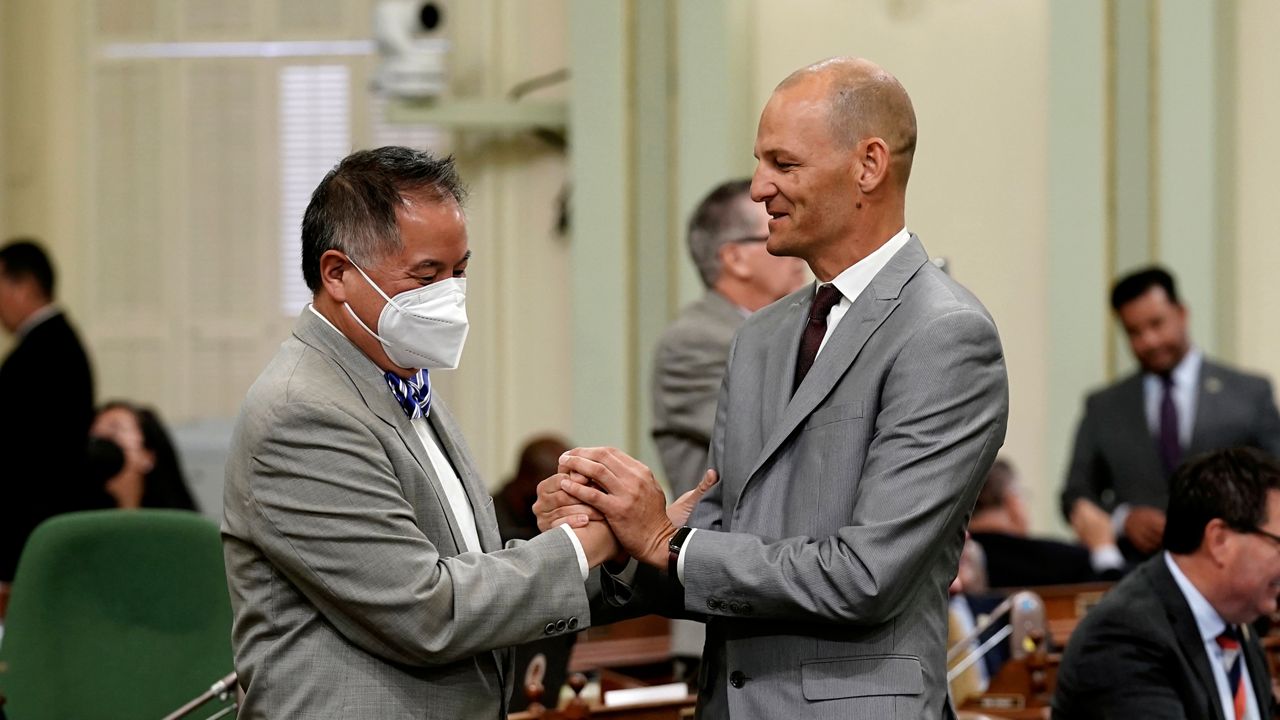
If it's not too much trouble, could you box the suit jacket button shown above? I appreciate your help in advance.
[706,598,718,611]
[729,671,747,689]
[555,619,568,632]
[741,602,752,614]
[545,622,557,635]
[728,601,742,614]
[567,616,579,630]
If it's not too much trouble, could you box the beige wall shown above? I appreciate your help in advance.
[1234,0,1280,386]
[748,0,1051,508]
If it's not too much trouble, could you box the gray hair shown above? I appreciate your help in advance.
[686,178,755,288]
[301,146,467,292]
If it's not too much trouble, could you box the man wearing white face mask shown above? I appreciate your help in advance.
[221,147,644,719]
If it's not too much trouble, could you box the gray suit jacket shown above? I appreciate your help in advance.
[1060,360,1280,518]
[611,237,1008,719]
[1052,556,1274,720]
[222,311,590,719]
[652,290,747,496]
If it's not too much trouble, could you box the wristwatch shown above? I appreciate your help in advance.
[667,526,693,580]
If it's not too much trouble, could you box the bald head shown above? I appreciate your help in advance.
[779,57,917,187]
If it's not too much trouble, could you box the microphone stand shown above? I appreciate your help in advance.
[946,590,1045,683]
[161,671,238,720]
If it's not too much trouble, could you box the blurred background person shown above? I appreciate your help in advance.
[0,239,95,617]
[88,401,197,511]
[494,435,570,543]
[1061,267,1280,560]
[972,458,1124,587]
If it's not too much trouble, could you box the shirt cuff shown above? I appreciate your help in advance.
[559,524,589,581]
[1110,503,1131,538]
[1090,544,1125,573]
[676,528,697,584]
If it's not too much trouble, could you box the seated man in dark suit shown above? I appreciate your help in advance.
[971,458,1124,587]
[1053,447,1280,719]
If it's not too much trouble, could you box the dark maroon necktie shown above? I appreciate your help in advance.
[793,284,844,392]
[1158,373,1182,475]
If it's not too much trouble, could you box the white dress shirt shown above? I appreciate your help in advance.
[1164,552,1262,720]
[1143,347,1202,448]
[677,227,913,581]
[305,305,588,578]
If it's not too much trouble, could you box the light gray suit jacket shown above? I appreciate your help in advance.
[609,236,1008,719]
[652,290,747,496]
[1060,359,1280,518]
[222,311,590,719]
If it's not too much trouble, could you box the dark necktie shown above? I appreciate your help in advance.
[1158,373,1182,475]
[385,368,432,420]
[1216,625,1247,720]
[794,283,844,392]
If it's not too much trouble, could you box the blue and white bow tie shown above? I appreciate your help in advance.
[384,369,431,420]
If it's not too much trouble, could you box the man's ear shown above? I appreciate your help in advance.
[855,136,891,194]
[717,243,751,281]
[319,250,350,303]
[1202,518,1234,567]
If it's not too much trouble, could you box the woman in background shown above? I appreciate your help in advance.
[88,401,196,511]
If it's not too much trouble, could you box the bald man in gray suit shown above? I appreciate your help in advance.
[539,58,1008,719]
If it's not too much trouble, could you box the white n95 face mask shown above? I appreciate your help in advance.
[343,261,469,370]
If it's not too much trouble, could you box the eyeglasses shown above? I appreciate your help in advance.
[728,235,769,245]
[1236,526,1280,549]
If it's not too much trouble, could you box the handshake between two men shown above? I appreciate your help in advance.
[533,447,719,571]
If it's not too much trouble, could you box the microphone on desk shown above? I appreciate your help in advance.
[947,590,1046,682]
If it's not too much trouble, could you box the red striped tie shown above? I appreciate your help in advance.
[1216,625,1247,720]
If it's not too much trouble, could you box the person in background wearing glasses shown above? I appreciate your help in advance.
[1053,446,1280,720]
[651,178,808,500]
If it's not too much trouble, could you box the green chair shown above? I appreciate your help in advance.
[0,510,234,719]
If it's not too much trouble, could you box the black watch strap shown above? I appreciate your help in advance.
[667,526,693,581]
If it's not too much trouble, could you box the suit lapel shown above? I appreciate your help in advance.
[1151,560,1227,720]
[760,297,807,438]
[1241,624,1274,716]
[745,237,927,486]
[1115,374,1167,479]
[291,310,474,555]
[1188,361,1223,456]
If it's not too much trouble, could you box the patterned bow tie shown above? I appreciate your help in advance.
[385,369,431,420]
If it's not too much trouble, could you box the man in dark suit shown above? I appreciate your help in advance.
[1053,447,1280,719]
[651,178,807,498]
[972,458,1124,587]
[0,240,95,602]
[1061,267,1280,559]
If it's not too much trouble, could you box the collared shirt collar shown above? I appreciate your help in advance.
[1164,550,1227,643]
[15,304,59,339]
[1152,346,1202,390]
[825,226,911,304]
[307,303,343,336]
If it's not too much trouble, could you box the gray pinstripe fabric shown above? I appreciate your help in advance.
[223,310,590,719]
[608,236,1008,719]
